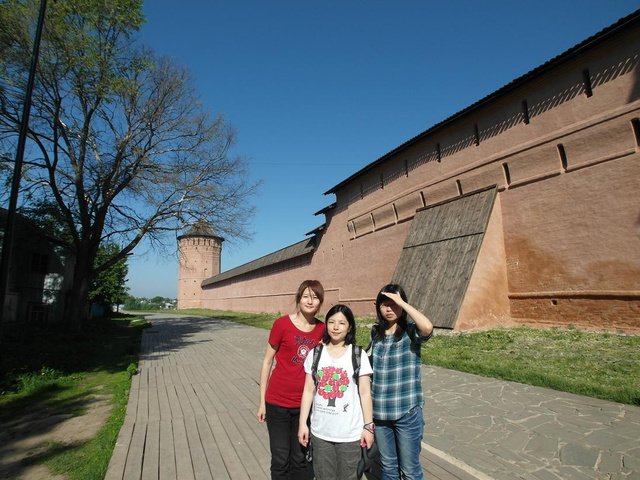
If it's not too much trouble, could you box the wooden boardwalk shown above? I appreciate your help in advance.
[105,315,480,480]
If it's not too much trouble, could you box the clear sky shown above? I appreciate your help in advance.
[126,0,639,299]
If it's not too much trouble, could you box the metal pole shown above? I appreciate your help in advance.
[0,0,48,336]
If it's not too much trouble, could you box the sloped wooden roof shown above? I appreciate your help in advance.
[392,188,497,329]
[202,237,316,286]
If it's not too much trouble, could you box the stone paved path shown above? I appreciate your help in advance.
[423,367,640,479]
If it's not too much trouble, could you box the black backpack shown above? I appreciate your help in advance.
[311,343,363,388]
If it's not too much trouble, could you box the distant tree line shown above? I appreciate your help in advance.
[122,295,176,311]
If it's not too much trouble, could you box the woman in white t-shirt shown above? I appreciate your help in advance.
[298,304,374,480]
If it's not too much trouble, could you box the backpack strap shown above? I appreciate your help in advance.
[311,344,324,389]
[352,344,362,387]
[364,328,375,367]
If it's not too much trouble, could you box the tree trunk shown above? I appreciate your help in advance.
[64,255,92,332]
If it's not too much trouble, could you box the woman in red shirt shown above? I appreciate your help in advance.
[257,280,326,480]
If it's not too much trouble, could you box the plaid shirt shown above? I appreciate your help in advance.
[371,322,431,421]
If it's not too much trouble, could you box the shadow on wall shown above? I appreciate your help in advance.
[622,52,640,103]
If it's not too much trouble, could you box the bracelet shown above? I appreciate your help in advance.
[363,422,375,433]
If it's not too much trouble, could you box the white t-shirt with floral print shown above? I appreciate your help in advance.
[303,344,373,442]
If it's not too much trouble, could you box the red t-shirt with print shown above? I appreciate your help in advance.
[265,315,325,408]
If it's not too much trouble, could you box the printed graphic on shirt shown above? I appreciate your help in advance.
[292,335,316,365]
[316,366,351,407]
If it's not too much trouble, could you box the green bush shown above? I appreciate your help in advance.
[126,363,138,378]
[17,367,65,395]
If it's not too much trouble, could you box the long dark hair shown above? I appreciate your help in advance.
[372,284,408,342]
[322,304,356,345]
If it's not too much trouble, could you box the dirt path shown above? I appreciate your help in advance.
[0,393,112,479]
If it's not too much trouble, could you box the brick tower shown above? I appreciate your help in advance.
[177,220,223,309]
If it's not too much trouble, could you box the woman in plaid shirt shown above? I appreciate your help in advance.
[370,284,434,480]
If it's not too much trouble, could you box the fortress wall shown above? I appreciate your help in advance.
[199,205,411,316]
[200,265,329,315]
[196,19,640,330]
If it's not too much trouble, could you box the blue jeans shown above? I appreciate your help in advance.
[265,403,314,480]
[375,406,424,480]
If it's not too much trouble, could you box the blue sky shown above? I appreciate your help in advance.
[127,0,639,298]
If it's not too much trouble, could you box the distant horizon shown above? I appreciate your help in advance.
[127,1,639,298]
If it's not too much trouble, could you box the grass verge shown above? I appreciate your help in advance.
[177,308,640,406]
[0,316,149,479]
[420,326,640,406]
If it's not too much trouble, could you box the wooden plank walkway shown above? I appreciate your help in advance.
[106,314,481,480]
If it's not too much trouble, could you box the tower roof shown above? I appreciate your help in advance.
[177,219,224,241]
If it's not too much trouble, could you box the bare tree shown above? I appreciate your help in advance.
[0,0,257,329]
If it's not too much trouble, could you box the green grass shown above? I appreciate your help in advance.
[420,327,640,406]
[178,308,640,406]
[0,316,149,479]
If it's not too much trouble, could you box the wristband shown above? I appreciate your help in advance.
[363,422,375,433]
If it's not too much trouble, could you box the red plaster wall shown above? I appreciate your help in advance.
[502,153,640,331]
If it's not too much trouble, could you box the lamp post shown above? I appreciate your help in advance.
[0,0,49,337]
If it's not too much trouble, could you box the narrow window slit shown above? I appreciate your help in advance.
[502,163,511,186]
[631,118,640,149]
[557,144,568,172]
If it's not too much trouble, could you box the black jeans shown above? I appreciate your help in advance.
[265,402,313,480]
